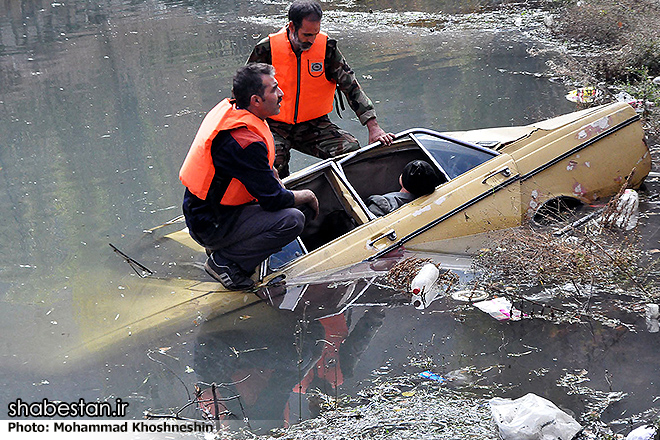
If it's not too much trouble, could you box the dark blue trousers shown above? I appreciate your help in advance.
[189,205,305,273]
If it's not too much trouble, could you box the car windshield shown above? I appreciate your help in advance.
[414,133,497,179]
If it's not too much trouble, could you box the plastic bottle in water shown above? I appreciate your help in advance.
[410,263,440,309]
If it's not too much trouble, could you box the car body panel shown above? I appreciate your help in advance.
[505,104,648,216]
[448,102,650,218]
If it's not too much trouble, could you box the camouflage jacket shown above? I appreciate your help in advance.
[247,35,377,125]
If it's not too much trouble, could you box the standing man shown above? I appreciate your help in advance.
[179,63,318,290]
[248,0,394,178]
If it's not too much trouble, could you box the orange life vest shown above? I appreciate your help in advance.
[179,98,276,205]
[269,27,336,124]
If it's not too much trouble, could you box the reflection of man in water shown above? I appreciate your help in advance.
[193,301,384,429]
[248,0,394,178]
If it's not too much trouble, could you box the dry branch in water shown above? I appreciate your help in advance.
[472,225,652,294]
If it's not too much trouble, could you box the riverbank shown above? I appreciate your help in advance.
[549,0,660,141]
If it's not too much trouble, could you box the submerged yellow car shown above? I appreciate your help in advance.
[71,101,649,360]
[169,101,651,286]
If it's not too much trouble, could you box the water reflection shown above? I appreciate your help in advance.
[193,302,386,430]
[141,273,660,433]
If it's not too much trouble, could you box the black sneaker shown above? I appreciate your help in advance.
[204,254,255,290]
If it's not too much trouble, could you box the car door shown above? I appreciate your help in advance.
[276,133,522,281]
[367,151,522,257]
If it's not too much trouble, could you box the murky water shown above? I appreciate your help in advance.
[1,0,657,436]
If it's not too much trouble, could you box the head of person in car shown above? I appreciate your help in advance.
[400,159,440,197]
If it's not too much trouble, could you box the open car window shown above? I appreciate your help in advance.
[261,162,368,276]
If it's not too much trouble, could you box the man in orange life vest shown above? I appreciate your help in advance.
[179,63,319,290]
[248,0,395,178]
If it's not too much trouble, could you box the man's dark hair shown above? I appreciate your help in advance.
[288,0,322,30]
[232,63,275,109]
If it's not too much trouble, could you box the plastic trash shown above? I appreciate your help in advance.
[614,90,655,113]
[445,368,474,387]
[411,287,439,310]
[614,91,654,113]
[410,263,440,309]
[473,297,522,321]
[411,263,439,294]
[566,86,601,104]
[490,393,582,440]
[419,370,446,383]
[451,289,489,302]
[646,304,659,333]
[614,189,639,230]
[653,76,660,85]
[626,425,657,440]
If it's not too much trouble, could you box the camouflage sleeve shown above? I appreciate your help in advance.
[247,37,272,65]
[326,39,377,125]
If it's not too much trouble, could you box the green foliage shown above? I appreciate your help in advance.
[618,66,660,124]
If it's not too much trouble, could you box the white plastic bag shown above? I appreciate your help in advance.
[474,297,522,321]
[646,304,660,333]
[490,393,582,440]
[626,425,657,440]
[614,189,639,230]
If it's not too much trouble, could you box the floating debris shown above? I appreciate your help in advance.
[451,289,489,302]
[265,379,497,439]
[646,304,660,333]
[473,225,651,293]
[410,263,440,309]
[625,425,657,440]
[566,86,602,104]
[419,370,446,383]
[614,91,655,114]
[490,393,582,440]
[384,257,458,299]
[600,187,639,231]
[473,297,522,321]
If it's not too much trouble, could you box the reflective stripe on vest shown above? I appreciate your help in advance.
[269,27,336,124]
[179,98,275,205]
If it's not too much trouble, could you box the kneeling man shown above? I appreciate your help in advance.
[179,63,318,290]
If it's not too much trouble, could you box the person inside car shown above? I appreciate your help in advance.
[366,160,441,217]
